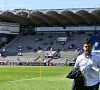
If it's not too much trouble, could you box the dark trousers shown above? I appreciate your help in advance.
[84,83,99,90]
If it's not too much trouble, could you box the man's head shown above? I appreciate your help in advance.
[83,39,92,56]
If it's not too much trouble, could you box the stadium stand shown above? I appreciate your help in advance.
[0,8,99,66]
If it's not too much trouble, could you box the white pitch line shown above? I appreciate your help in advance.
[0,77,40,85]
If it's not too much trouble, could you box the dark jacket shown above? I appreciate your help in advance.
[67,68,85,90]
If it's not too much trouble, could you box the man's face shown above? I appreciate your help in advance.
[83,43,92,55]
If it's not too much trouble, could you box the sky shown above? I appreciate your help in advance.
[0,0,100,10]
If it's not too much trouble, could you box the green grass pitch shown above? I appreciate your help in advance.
[0,66,99,90]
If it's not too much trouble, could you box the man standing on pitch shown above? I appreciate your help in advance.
[74,39,100,90]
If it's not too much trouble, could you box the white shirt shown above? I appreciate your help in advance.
[74,52,100,86]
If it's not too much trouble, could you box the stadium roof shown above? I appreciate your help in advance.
[0,8,100,27]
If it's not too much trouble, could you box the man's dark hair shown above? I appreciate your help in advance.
[84,39,92,46]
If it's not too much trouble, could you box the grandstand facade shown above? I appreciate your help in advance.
[0,8,99,66]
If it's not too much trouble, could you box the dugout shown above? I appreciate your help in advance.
[57,37,67,45]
